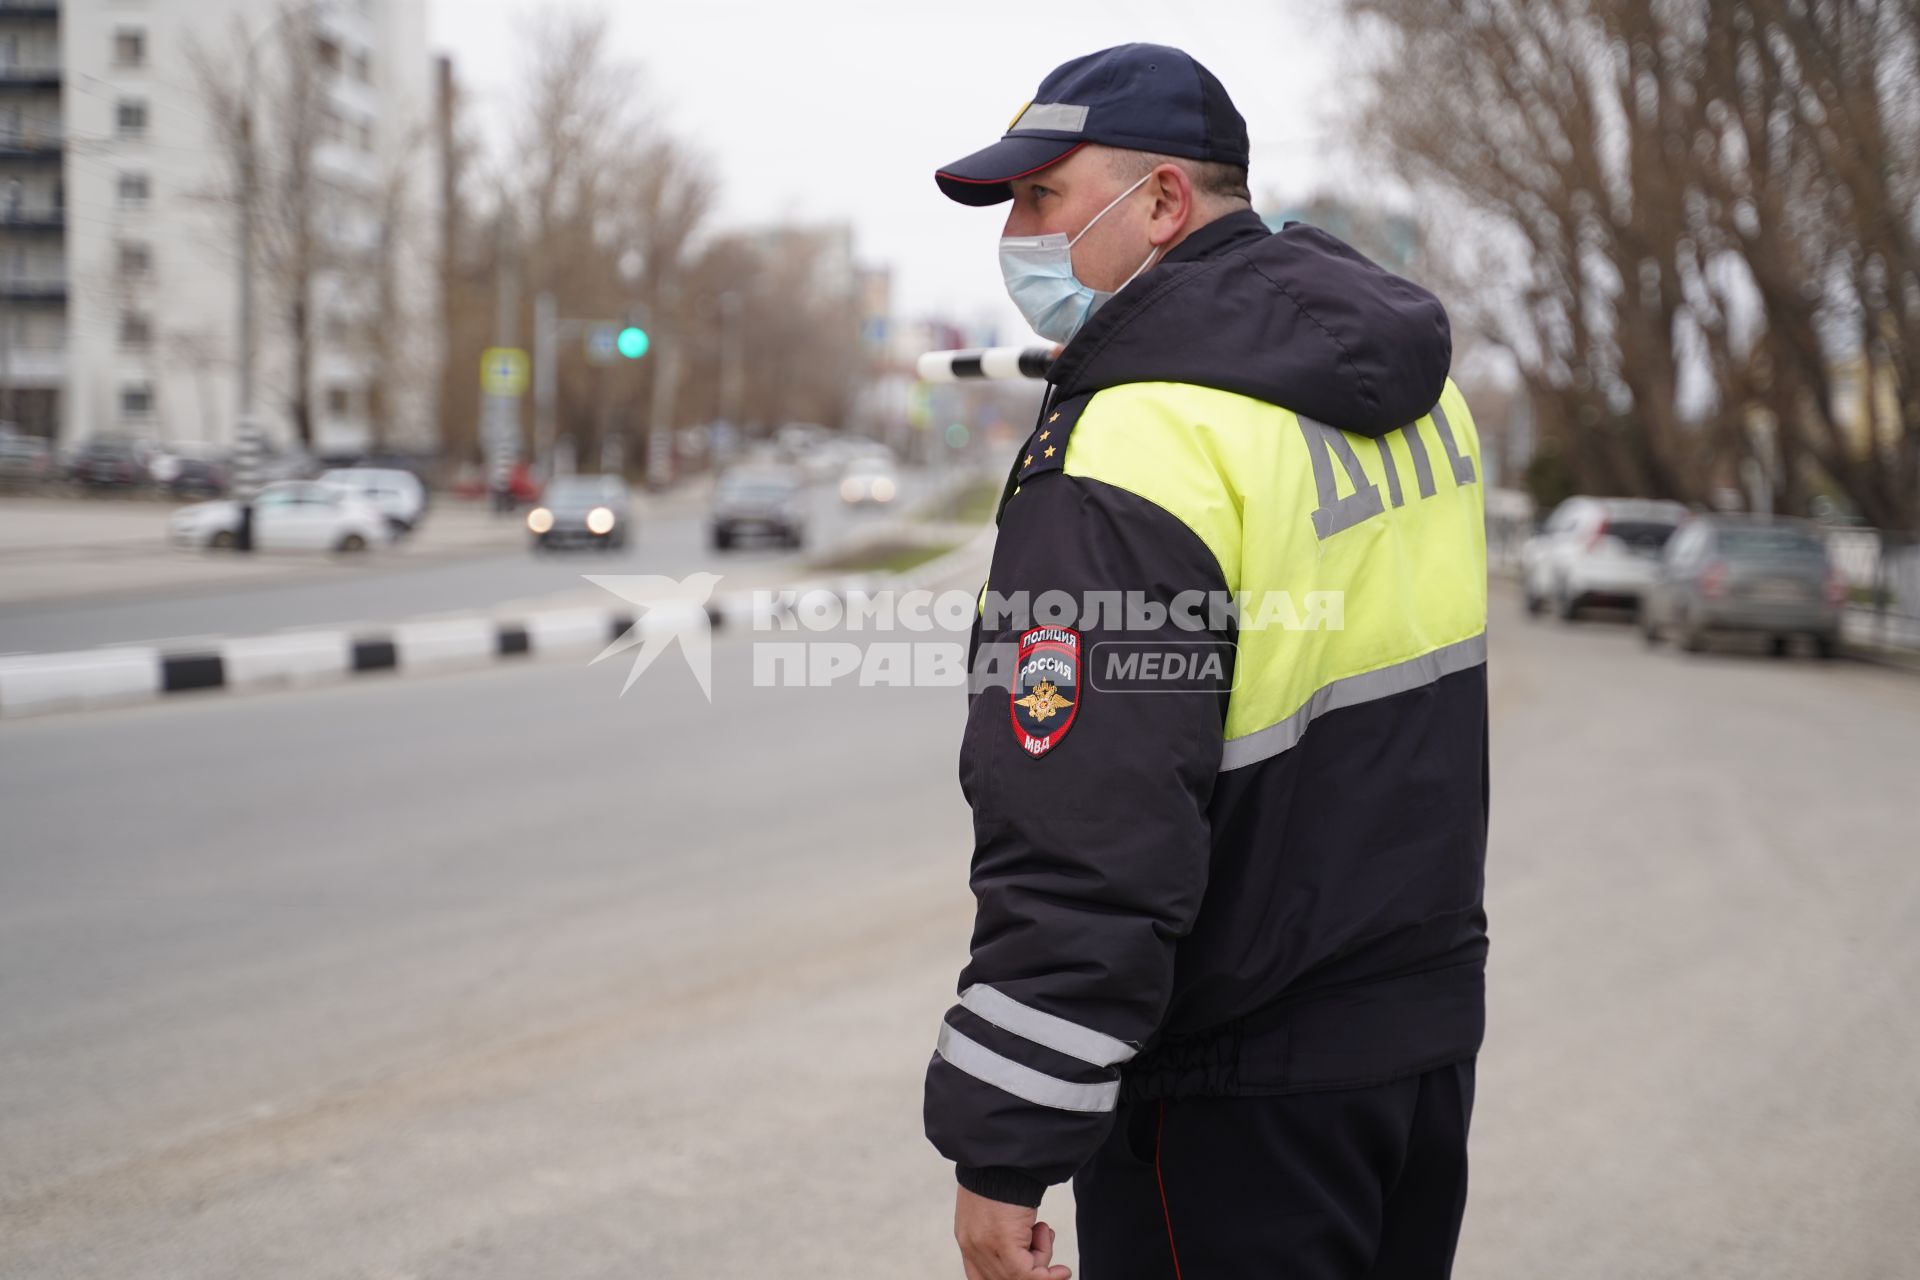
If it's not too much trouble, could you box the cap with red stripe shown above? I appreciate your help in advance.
[935,44,1249,208]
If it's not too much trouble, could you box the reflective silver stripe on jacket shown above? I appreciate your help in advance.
[1220,632,1489,772]
[960,984,1137,1068]
[935,1023,1120,1113]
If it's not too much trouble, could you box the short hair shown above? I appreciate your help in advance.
[1105,148,1252,207]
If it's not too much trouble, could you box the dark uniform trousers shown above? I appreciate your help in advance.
[1074,1060,1475,1279]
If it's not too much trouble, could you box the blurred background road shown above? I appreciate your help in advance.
[0,468,938,654]
[4,587,1915,1279]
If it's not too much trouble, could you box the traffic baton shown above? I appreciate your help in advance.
[916,346,1056,382]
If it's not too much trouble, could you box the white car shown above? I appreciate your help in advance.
[319,467,427,534]
[1521,496,1691,619]
[170,480,393,553]
[839,455,899,506]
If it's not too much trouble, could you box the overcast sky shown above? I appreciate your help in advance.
[425,0,1361,339]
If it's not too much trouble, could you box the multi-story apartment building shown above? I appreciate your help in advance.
[0,0,440,454]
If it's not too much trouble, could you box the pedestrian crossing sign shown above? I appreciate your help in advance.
[480,347,529,397]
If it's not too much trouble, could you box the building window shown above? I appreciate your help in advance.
[326,386,357,418]
[114,30,146,68]
[117,173,150,208]
[358,121,375,152]
[118,242,153,278]
[119,312,153,350]
[116,99,148,139]
[121,385,155,419]
[314,35,342,76]
[352,50,372,84]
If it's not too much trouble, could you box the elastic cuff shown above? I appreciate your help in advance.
[956,1164,1046,1208]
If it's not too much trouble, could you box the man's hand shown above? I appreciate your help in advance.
[954,1185,1072,1280]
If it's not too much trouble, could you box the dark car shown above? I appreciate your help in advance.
[711,467,807,550]
[1641,515,1845,657]
[0,427,53,485]
[68,438,149,490]
[168,457,230,499]
[526,474,632,551]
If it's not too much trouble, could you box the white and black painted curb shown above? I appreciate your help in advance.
[0,527,998,720]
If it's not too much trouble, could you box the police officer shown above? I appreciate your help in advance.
[923,45,1490,1280]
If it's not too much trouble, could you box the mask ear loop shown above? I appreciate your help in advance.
[1067,170,1156,248]
[1116,242,1164,292]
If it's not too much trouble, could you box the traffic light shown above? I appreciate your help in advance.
[616,326,650,359]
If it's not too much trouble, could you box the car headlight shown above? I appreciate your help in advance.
[840,478,861,501]
[586,506,615,535]
[872,477,896,502]
[527,507,554,534]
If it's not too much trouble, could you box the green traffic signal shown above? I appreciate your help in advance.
[616,326,650,359]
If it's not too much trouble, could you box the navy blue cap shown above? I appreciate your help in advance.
[936,44,1249,207]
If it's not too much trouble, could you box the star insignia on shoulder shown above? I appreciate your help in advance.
[1044,445,1056,458]
[1024,453,1034,467]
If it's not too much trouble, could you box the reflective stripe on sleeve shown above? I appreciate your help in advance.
[960,984,1138,1068]
[935,1022,1120,1113]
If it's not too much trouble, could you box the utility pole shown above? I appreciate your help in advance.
[718,289,743,429]
[482,207,523,513]
[534,290,556,478]
[233,105,260,551]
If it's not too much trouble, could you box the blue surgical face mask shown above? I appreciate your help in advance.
[999,172,1164,345]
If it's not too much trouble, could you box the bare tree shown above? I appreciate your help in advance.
[192,6,335,451]
[1348,0,1920,527]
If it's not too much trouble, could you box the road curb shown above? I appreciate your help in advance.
[0,529,1000,720]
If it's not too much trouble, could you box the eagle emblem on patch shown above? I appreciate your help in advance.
[1011,626,1081,757]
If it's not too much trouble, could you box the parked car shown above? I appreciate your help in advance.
[711,466,807,550]
[167,456,230,499]
[526,473,631,551]
[0,426,52,485]
[1640,515,1844,657]
[838,454,899,507]
[320,467,428,535]
[67,437,150,490]
[169,480,392,553]
[1521,496,1690,619]
[148,443,230,498]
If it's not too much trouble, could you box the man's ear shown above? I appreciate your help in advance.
[1148,164,1194,245]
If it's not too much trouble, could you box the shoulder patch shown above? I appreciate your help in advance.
[1010,626,1081,757]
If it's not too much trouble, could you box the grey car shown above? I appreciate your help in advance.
[1641,515,1843,657]
[711,467,807,550]
[527,474,632,552]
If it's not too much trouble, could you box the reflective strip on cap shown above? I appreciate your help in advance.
[960,985,1137,1067]
[1010,102,1089,134]
[935,1023,1119,1113]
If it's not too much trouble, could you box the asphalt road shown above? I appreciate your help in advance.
[0,469,937,655]
[2,587,1916,1278]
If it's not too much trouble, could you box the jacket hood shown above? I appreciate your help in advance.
[1048,220,1452,438]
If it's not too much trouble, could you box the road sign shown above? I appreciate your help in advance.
[480,347,529,397]
[585,325,619,365]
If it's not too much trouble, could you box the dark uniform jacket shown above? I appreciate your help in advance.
[925,209,1490,1208]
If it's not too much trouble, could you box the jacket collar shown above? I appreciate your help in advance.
[1161,207,1270,266]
